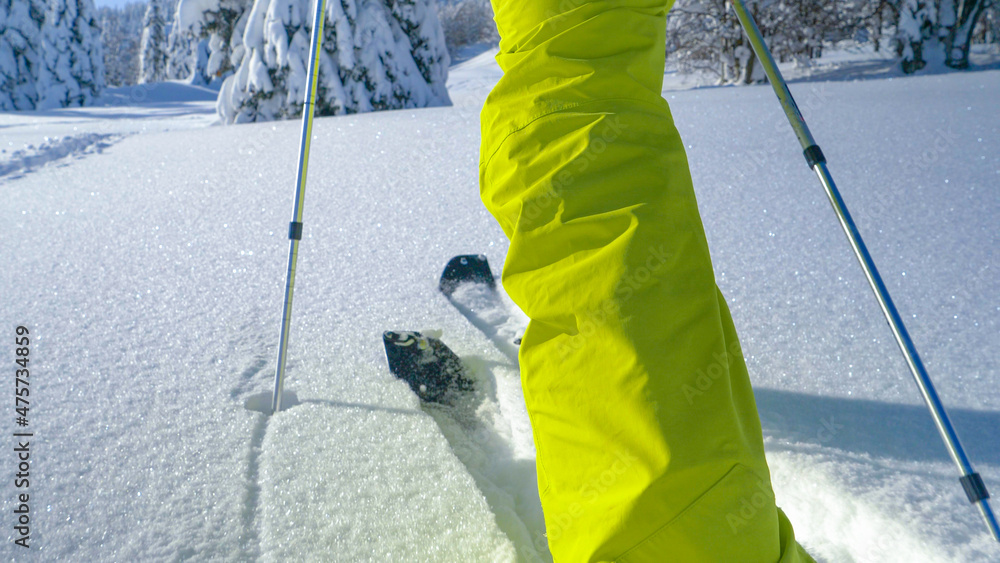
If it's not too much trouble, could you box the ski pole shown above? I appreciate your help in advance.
[271,0,328,414]
[729,0,1000,542]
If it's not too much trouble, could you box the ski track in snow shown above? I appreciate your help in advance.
[0,133,125,180]
[240,411,267,560]
[0,61,998,560]
[233,356,271,561]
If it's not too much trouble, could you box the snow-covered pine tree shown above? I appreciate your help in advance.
[97,2,145,86]
[166,0,215,84]
[37,0,105,108]
[177,0,254,85]
[436,0,498,56]
[391,0,450,105]
[140,0,170,83]
[190,39,212,83]
[0,0,46,110]
[347,1,406,112]
[166,4,207,83]
[166,22,194,80]
[217,0,340,122]
[218,0,450,124]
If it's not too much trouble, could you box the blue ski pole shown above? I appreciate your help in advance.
[730,0,999,542]
[271,0,328,414]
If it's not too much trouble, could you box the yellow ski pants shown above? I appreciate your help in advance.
[479,1,815,561]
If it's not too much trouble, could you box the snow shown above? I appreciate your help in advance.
[1,52,999,561]
[0,132,123,180]
[0,82,218,180]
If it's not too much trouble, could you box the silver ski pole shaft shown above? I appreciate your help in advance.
[271,0,328,414]
[730,0,999,542]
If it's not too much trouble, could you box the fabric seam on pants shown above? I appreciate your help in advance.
[614,462,766,562]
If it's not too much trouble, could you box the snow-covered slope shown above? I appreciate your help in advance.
[1,81,218,181]
[1,58,998,561]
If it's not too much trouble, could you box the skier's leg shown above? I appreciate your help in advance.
[479,1,814,561]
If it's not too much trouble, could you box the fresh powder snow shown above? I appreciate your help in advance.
[0,51,998,561]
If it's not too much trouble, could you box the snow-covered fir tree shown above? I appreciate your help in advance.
[176,0,254,85]
[0,0,46,110]
[37,0,105,108]
[436,0,497,56]
[217,0,450,124]
[166,8,211,83]
[166,21,194,81]
[166,0,215,85]
[140,0,170,83]
[392,0,450,103]
[97,2,145,86]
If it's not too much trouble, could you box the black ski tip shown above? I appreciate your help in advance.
[382,331,473,404]
[439,254,495,297]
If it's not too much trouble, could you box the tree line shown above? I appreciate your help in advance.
[0,0,105,110]
[3,0,998,113]
[665,0,999,83]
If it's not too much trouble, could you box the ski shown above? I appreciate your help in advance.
[382,330,473,404]
[438,254,525,362]
[382,254,525,401]
[381,259,550,561]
